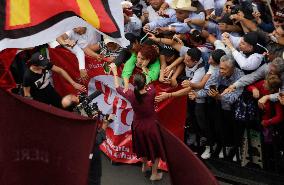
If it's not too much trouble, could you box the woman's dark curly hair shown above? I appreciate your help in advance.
[132,44,159,64]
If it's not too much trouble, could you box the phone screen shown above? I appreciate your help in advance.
[209,85,217,90]
[140,34,149,44]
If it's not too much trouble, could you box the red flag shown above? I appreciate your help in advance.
[0,0,127,51]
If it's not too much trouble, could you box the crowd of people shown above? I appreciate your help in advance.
[9,0,284,184]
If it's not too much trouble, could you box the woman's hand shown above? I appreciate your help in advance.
[258,95,269,109]
[181,80,191,88]
[164,66,173,75]
[123,87,129,93]
[72,82,87,92]
[109,63,118,76]
[252,88,260,99]
[155,92,171,102]
[79,69,88,82]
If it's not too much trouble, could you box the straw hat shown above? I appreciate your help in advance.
[170,0,197,12]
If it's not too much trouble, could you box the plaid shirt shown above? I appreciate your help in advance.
[197,68,244,110]
[98,41,123,58]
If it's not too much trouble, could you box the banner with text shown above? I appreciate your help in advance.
[49,48,187,165]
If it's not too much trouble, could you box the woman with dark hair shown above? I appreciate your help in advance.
[110,63,165,181]
[121,44,160,92]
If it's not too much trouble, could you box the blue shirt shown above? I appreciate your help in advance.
[197,68,244,110]
[148,12,205,33]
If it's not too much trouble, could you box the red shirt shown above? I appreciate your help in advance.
[247,80,284,127]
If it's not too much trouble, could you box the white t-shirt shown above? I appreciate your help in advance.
[66,26,101,49]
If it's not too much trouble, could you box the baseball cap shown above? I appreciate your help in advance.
[29,52,50,68]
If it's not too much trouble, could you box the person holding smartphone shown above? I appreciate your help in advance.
[188,55,244,160]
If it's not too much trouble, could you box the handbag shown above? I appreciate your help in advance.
[233,91,258,121]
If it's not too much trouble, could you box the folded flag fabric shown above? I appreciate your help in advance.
[0,0,127,51]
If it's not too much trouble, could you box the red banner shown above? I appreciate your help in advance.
[49,48,187,165]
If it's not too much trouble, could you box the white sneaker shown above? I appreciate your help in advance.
[233,154,237,162]
[218,148,224,158]
[201,146,211,159]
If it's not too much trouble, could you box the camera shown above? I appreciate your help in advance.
[73,91,102,118]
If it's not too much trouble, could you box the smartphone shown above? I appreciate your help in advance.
[147,29,158,35]
[162,14,169,18]
[252,3,259,13]
[140,34,149,44]
[209,84,217,90]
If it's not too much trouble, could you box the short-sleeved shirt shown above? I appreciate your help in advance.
[23,63,53,90]
[65,27,101,49]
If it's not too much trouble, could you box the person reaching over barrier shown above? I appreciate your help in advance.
[23,52,86,108]
[109,63,166,181]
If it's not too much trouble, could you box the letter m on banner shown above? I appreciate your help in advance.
[0,0,126,51]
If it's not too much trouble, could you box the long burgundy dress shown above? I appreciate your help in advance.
[116,84,166,162]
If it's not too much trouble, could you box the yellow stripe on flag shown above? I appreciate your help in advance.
[76,0,100,28]
[10,0,31,26]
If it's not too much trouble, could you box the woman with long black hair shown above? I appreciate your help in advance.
[110,63,165,181]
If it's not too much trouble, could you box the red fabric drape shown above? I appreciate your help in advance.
[0,89,97,185]
[0,49,17,90]
[160,126,220,185]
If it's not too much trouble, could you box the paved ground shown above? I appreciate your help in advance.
[101,153,231,185]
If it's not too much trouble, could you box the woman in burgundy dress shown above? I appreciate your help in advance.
[110,63,165,181]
